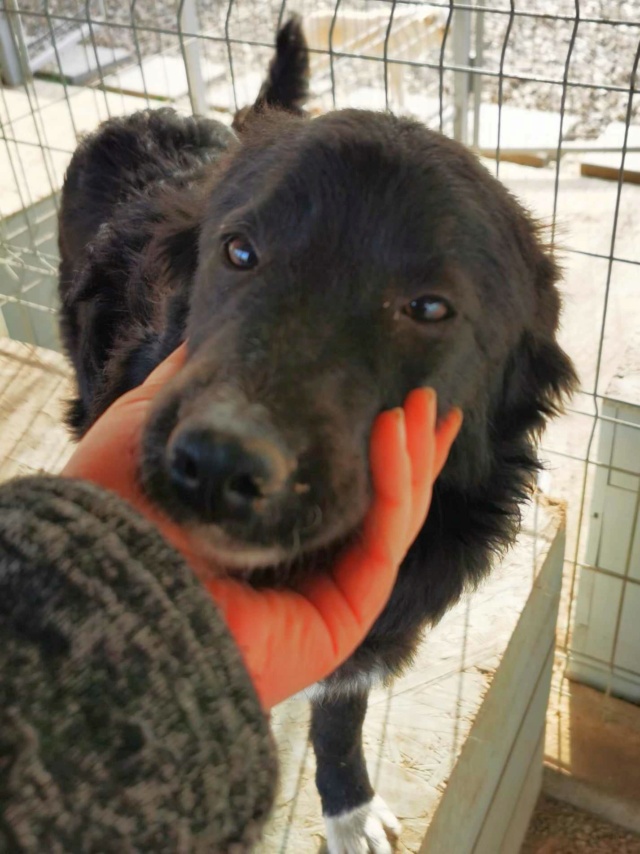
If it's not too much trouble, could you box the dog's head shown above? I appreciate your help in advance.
[141,110,576,572]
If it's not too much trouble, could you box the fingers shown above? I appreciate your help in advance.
[403,388,437,540]
[206,390,463,710]
[139,342,188,394]
[331,408,411,613]
[297,391,460,663]
[297,407,413,669]
[80,361,459,712]
[404,390,463,539]
[237,409,414,704]
[108,341,189,415]
[434,407,463,478]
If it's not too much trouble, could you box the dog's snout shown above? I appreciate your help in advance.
[168,427,294,521]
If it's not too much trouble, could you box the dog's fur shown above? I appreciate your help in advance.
[58,18,577,852]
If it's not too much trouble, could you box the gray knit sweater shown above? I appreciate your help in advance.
[0,476,277,853]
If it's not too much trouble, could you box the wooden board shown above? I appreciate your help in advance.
[473,651,552,854]
[419,526,565,853]
[501,735,545,854]
[580,122,640,184]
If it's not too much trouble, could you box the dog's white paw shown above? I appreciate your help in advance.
[324,795,401,854]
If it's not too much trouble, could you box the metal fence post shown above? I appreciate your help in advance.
[0,0,30,86]
[179,0,208,116]
[452,4,471,144]
[472,5,484,148]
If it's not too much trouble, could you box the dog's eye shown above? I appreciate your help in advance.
[224,236,258,269]
[403,296,454,323]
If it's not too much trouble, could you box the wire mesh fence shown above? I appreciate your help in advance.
[0,0,639,732]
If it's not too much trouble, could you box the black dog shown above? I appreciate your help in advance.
[58,17,576,853]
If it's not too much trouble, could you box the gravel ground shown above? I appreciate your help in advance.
[478,0,640,139]
[522,795,640,854]
[15,0,640,140]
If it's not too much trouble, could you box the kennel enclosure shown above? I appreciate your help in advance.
[1,0,639,850]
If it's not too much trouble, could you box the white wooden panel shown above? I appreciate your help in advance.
[472,646,553,854]
[617,582,640,675]
[418,528,565,853]
[572,567,622,664]
[568,332,640,702]
[500,734,544,854]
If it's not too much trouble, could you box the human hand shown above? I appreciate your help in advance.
[63,348,462,709]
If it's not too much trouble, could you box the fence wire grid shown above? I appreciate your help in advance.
[0,0,639,707]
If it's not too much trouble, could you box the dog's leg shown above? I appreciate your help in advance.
[310,691,400,854]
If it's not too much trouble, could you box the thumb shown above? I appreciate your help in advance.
[137,342,189,397]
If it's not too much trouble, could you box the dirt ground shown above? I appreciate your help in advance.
[522,795,640,854]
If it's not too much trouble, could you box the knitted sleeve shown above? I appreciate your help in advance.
[0,476,277,853]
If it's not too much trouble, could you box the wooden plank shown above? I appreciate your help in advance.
[472,645,553,853]
[581,161,640,184]
[501,733,545,854]
[580,122,640,184]
[478,150,548,169]
[418,526,565,853]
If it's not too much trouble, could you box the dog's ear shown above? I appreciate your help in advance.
[499,254,578,441]
[500,330,577,439]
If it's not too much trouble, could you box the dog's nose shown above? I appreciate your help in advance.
[167,428,292,520]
